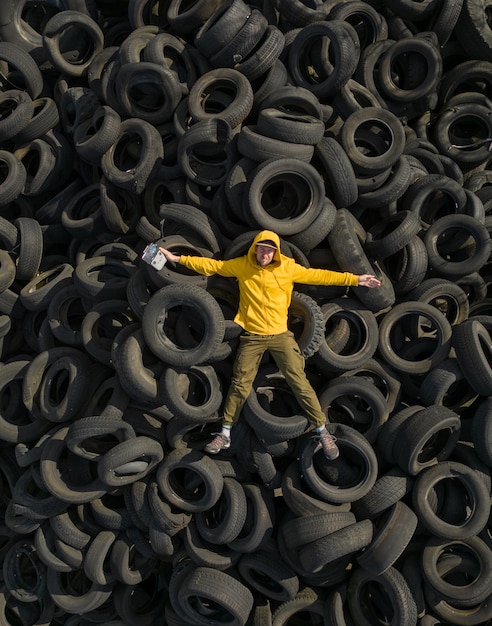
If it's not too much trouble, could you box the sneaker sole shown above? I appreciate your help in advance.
[204,446,230,454]
[325,451,339,461]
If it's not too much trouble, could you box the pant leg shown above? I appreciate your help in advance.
[222,333,268,427]
[268,331,326,429]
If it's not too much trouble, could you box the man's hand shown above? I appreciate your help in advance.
[358,274,381,288]
[159,248,180,263]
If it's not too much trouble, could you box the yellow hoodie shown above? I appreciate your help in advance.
[179,230,359,335]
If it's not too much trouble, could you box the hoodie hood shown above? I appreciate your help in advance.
[248,230,282,267]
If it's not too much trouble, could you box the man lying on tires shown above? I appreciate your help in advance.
[159,229,381,460]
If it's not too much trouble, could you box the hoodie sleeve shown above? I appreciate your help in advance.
[179,255,241,277]
[290,262,359,287]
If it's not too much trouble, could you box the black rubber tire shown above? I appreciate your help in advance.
[22,345,93,423]
[80,299,135,366]
[351,466,415,520]
[39,426,108,505]
[143,31,198,94]
[0,150,27,206]
[259,83,323,119]
[299,422,379,503]
[97,436,164,487]
[15,95,60,143]
[285,197,336,253]
[470,396,492,467]
[316,297,380,373]
[142,283,225,366]
[422,535,492,607]
[312,136,359,208]
[113,326,166,405]
[412,460,491,540]
[347,565,418,626]
[237,549,300,602]
[160,363,223,422]
[187,67,254,127]
[339,106,406,175]
[109,533,158,585]
[167,0,223,34]
[34,522,79,573]
[271,588,325,625]
[159,201,224,252]
[116,61,182,125]
[11,216,42,282]
[378,35,443,103]
[288,290,324,358]
[424,213,491,278]
[232,25,285,82]
[0,250,15,293]
[432,100,492,168]
[257,107,325,145]
[194,0,251,57]
[112,566,168,624]
[42,10,104,77]
[299,519,374,572]
[83,528,117,585]
[365,210,422,259]
[39,349,93,421]
[287,20,361,97]
[393,404,461,476]
[177,566,254,626]
[73,104,122,164]
[333,77,385,120]
[356,500,418,575]
[424,583,492,625]
[3,538,47,603]
[327,208,395,312]
[46,567,113,615]
[278,0,329,26]
[0,359,52,446]
[19,263,74,312]
[281,460,352,517]
[226,482,275,553]
[243,157,325,235]
[101,117,164,195]
[177,117,236,187]
[452,319,492,396]
[375,404,426,464]
[0,89,34,142]
[184,520,242,570]
[0,41,43,99]
[281,510,357,549]
[405,278,470,327]
[66,414,135,463]
[237,124,315,163]
[243,367,310,444]
[156,447,224,512]
[195,476,247,544]
[209,8,268,68]
[318,375,389,444]
[378,301,453,374]
[147,479,192,536]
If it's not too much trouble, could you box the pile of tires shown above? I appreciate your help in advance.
[2,0,492,624]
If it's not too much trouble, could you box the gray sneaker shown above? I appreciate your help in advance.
[316,430,339,460]
[204,433,231,455]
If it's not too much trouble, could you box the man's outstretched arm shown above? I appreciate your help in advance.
[357,274,381,288]
[159,248,180,263]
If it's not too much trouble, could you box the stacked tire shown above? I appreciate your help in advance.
[1,0,492,624]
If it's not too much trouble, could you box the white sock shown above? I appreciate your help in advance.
[221,425,232,438]
[316,425,327,434]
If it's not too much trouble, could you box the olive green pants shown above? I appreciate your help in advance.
[222,330,326,429]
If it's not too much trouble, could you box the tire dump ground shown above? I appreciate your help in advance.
[2,0,492,624]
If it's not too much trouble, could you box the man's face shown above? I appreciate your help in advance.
[256,245,276,267]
